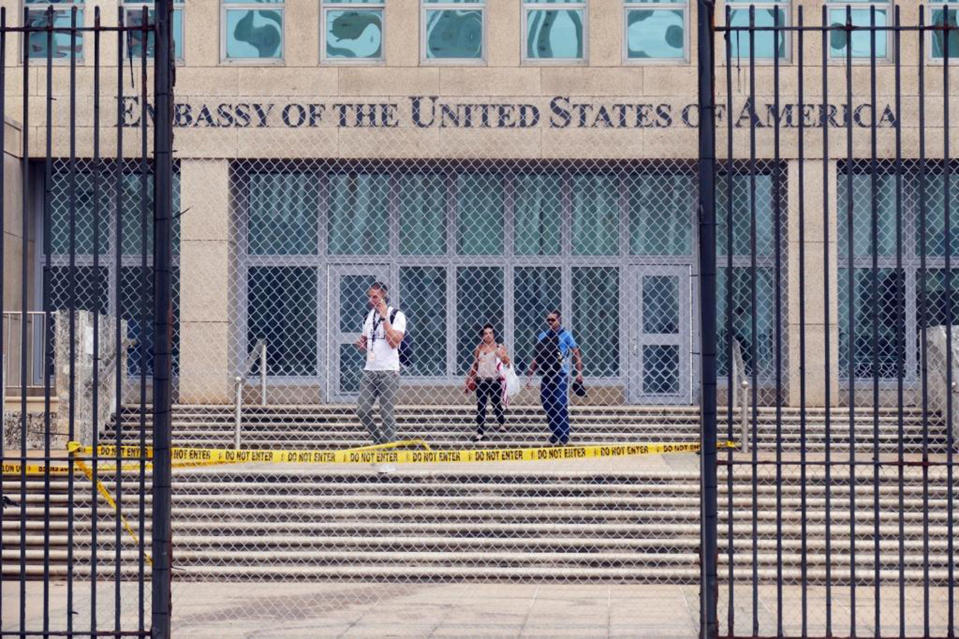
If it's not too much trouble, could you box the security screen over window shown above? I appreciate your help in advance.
[222,0,284,61]
[423,0,485,60]
[24,0,83,60]
[625,0,687,60]
[523,0,586,61]
[323,0,384,61]
[726,0,788,60]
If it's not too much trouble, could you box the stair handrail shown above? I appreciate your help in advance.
[731,338,749,452]
[85,337,137,392]
[234,339,268,449]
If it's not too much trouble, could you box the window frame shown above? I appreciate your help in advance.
[622,0,689,65]
[419,0,487,65]
[23,1,85,64]
[320,0,386,65]
[122,0,187,64]
[928,1,959,63]
[824,0,893,63]
[220,0,285,65]
[521,0,589,65]
[724,0,791,64]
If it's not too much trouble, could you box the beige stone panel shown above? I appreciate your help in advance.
[436,127,540,159]
[384,0,418,67]
[172,127,239,159]
[541,127,642,160]
[180,241,229,322]
[339,67,439,96]
[236,126,337,159]
[338,126,438,160]
[439,68,541,97]
[787,323,840,407]
[4,120,21,157]
[918,66,959,97]
[180,159,230,242]
[588,0,619,67]
[185,0,220,67]
[645,128,696,159]
[642,67,696,99]
[178,321,231,403]
[235,68,337,98]
[540,68,642,97]
[3,233,24,311]
[175,69,240,96]
[284,0,319,67]
[486,0,520,67]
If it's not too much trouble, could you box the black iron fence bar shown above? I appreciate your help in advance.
[747,7,760,636]
[867,6,881,632]
[719,459,959,467]
[917,7,932,636]
[0,24,154,33]
[137,6,150,632]
[91,7,103,634]
[0,632,146,637]
[114,8,126,635]
[943,10,955,637]
[795,7,808,637]
[723,5,735,637]
[151,0,176,635]
[0,8,5,627]
[771,8,784,635]
[819,6,833,634]
[717,23,958,33]
[17,9,28,627]
[40,7,54,635]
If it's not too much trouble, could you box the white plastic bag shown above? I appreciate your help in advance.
[502,363,522,399]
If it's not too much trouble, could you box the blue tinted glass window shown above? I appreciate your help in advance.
[124,4,185,61]
[932,7,959,59]
[423,1,484,59]
[524,1,586,60]
[625,1,686,60]
[26,6,84,60]
[324,1,384,60]
[726,2,788,59]
[223,1,284,60]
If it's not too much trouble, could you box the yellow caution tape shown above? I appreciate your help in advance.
[65,440,733,467]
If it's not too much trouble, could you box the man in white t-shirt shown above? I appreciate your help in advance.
[354,282,407,452]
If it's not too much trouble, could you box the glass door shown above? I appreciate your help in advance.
[329,265,390,400]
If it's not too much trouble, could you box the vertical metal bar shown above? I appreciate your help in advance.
[66,8,79,635]
[137,7,149,631]
[747,8,759,635]
[0,11,6,629]
[796,8,808,637]
[844,6,858,634]
[892,8,905,639]
[821,7,833,634]
[918,8,931,637]
[114,8,125,633]
[867,7,880,632]
[18,7,29,635]
[260,343,267,406]
[723,6,735,636]
[40,8,54,635]
[91,8,102,634]
[771,9,783,635]
[152,0,176,636]
[942,10,954,638]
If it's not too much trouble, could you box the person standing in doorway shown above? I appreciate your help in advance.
[355,282,406,472]
[464,324,511,442]
[526,310,583,446]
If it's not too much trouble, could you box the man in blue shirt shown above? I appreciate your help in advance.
[526,310,584,445]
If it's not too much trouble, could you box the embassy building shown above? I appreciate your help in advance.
[4,0,959,410]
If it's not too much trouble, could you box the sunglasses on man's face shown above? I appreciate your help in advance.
[546,317,558,324]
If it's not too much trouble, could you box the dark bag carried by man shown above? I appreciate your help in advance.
[534,331,563,377]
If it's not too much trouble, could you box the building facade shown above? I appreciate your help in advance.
[4,0,959,407]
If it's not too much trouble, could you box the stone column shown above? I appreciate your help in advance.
[788,158,839,406]
[178,159,233,403]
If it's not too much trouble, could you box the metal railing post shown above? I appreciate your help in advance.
[741,379,750,453]
[260,343,267,407]
[234,376,243,450]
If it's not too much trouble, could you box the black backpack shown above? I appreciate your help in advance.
[389,308,413,368]
[534,331,563,377]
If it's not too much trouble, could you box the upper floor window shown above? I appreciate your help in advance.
[25,1,83,61]
[322,0,384,62]
[422,0,485,62]
[222,0,284,62]
[625,0,687,61]
[826,1,891,59]
[523,0,587,62]
[124,0,186,62]
[726,0,788,60]
[931,0,959,60]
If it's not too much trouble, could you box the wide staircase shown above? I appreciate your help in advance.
[3,404,956,583]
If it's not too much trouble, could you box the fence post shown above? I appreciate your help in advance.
[151,0,174,637]
[696,1,719,638]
